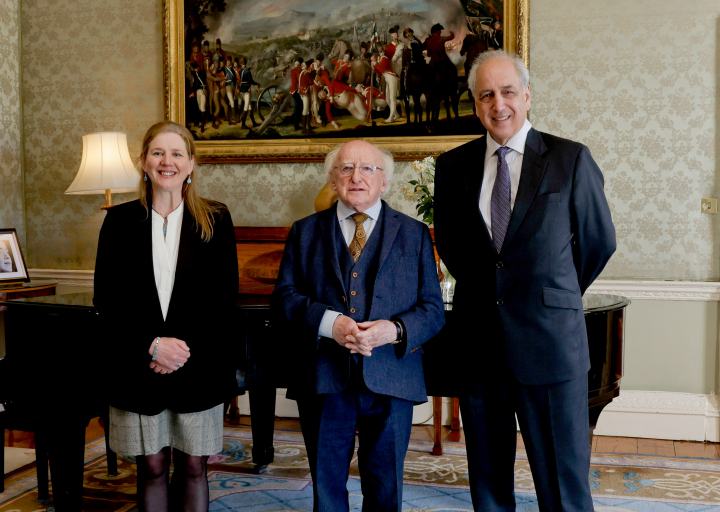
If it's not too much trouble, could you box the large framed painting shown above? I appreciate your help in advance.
[163,0,528,162]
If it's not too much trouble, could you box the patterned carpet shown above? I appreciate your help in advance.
[3,425,720,511]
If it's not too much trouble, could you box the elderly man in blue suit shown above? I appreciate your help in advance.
[434,51,616,511]
[272,140,444,512]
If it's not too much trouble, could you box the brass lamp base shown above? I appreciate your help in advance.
[101,189,113,210]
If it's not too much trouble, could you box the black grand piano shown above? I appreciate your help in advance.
[0,226,629,507]
[0,289,628,474]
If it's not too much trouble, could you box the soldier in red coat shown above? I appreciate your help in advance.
[355,83,387,115]
[425,23,455,67]
[331,50,353,84]
[189,42,205,72]
[317,86,367,129]
[298,59,315,133]
[372,45,400,123]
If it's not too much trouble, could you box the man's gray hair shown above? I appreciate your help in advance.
[467,50,529,97]
[323,141,395,195]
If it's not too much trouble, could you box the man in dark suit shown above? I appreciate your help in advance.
[272,140,445,512]
[434,50,616,511]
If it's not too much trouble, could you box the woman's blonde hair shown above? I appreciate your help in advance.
[137,121,221,242]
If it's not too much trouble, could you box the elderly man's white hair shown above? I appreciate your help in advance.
[467,50,529,97]
[323,141,395,195]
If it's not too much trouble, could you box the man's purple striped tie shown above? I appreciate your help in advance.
[491,146,511,253]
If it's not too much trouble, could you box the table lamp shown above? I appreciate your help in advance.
[65,132,139,209]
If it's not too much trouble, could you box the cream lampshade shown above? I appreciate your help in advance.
[65,132,139,209]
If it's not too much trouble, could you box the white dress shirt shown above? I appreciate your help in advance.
[152,201,184,321]
[317,199,383,339]
[479,119,532,238]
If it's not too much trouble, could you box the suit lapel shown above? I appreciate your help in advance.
[320,202,345,293]
[462,137,495,253]
[501,128,549,252]
[166,204,196,323]
[376,200,400,274]
[141,208,165,323]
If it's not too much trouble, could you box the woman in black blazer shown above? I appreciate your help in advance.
[94,121,239,512]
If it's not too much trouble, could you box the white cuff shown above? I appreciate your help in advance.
[318,310,343,339]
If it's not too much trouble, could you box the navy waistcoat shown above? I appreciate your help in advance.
[335,208,384,324]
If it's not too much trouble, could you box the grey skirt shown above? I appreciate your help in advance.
[109,404,225,457]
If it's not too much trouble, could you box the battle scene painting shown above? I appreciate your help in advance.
[181,0,505,143]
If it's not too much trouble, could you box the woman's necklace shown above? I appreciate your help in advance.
[151,205,169,239]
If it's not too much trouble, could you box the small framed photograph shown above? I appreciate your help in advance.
[0,229,30,285]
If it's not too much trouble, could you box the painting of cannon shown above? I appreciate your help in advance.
[163,0,528,162]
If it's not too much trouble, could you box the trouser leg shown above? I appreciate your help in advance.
[298,389,358,512]
[459,382,518,512]
[516,374,594,512]
[356,385,413,512]
[383,74,398,122]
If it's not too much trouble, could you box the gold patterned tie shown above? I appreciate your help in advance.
[349,213,369,262]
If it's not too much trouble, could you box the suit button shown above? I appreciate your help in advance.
[496,262,503,269]
[497,299,504,306]
[341,296,346,303]
[352,272,358,278]
[350,291,356,296]
[350,308,356,313]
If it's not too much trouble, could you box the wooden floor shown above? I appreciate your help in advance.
[5,416,720,459]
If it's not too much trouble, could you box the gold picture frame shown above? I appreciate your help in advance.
[163,0,529,163]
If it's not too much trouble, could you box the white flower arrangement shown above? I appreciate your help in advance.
[405,156,436,224]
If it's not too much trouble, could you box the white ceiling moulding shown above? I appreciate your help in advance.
[588,279,720,302]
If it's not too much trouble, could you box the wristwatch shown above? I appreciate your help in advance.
[391,320,403,344]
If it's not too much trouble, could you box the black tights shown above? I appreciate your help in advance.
[136,447,210,512]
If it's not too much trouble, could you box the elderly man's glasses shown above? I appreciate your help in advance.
[335,163,383,176]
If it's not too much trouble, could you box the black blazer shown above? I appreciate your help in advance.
[434,129,616,386]
[94,199,239,415]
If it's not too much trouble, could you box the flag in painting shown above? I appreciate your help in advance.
[369,16,378,46]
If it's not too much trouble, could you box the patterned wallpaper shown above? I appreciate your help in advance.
[17,0,720,280]
[21,0,163,269]
[530,0,720,279]
[0,0,24,246]
[200,161,419,229]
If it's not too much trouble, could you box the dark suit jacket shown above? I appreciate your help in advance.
[271,200,445,403]
[434,128,616,386]
[94,199,239,415]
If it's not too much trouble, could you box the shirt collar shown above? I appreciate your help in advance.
[337,198,383,223]
[485,118,532,161]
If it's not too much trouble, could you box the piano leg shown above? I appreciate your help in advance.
[432,396,444,456]
[228,396,241,421]
[588,402,606,447]
[451,397,461,431]
[45,421,86,511]
[101,408,118,477]
[34,429,50,500]
[249,387,276,474]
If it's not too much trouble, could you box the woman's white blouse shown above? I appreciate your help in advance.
[152,202,184,320]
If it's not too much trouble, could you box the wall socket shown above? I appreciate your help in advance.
[701,198,718,213]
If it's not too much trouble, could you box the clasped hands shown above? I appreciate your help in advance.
[332,315,396,357]
[148,337,190,374]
